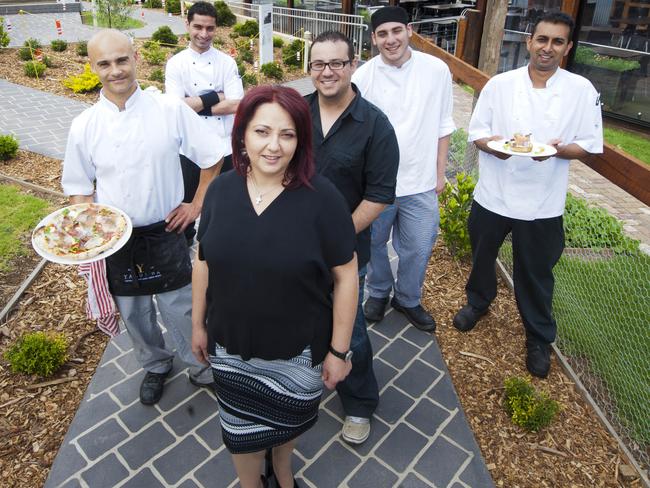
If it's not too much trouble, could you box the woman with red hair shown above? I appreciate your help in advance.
[191,85,358,488]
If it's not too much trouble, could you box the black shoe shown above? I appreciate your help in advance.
[390,297,436,332]
[526,340,551,378]
[188,374,216,391]
[452,304,488,332]
[140,370,170,405]
[363,296,389,322]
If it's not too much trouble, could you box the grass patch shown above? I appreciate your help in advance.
[80,11,145,29]
[604,127,650,165]
[0,185,50,271]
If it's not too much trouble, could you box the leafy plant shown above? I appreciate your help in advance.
[148,67,165,83]
[24,37,41,50]
[62,63,102,93]
[261,62,283,80]
[241,72,257,87]
[273,36,284,48]
[165,0,181,14]
[144,0,162,7]
[563,193,639,254]
[151,25,178,46]
[438,172,476,260]
[0,17,10,49]
[214,1,236,26]
[4,331,68,377]
[0,134,19,161]
[236,60,246,77]
[76,40,88,56]
[18,46,36,61]
[142,40,166,65]
[41,54,54,68]
[51,39,68,52]
[24,60,47,78]
[574,46,640,73]
[233,19,259,38]
[212,36,225,47]
[282,38,304,67]
[237,46,254,64]
[503,376,561,432]
[93,0,134,28]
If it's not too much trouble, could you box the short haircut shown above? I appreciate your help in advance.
[309,31,355,61]
[187,1,217,23]
[531,11,574,39]
[232,86,315,190]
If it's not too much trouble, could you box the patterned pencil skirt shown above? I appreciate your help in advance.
[209,344,324,454]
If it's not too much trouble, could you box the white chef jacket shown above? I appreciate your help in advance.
[61,87,225,227]
[352,49,455,197]
[469,66,603,221]
[165,46,244,157]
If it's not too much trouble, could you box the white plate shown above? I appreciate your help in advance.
[32,203,133,265]
[487,139,557,158]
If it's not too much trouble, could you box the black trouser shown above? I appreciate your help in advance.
[465,201,565,344]
[180,153,233,242]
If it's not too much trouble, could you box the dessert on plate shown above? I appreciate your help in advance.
[506,132,533,153]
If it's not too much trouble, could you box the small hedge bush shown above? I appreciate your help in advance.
[503,376,561,432]
[273,36,285,48]
[438,171,475,260]
[241,72,257,87]
[165,0,181,14]
[24,37,41,50]
[282,38,304,67]
[0,16,10,49]
[214,1,236,26]
[0,134,19,161]
[144,0,162,7]
[24,60,47,78]
[142,40,166,65]
[213,36,225,47]
[261,62,283,80]
[234,19,259,38]
[62,63,101,93]
[4,331,68,377]
[18,46,36,61]
[51,39,68,52]
[76,40,88,56]
[151,25,178,46]
[237,46,254,64]
[149,67,165,83]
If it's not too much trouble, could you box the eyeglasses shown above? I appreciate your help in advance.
[308,60,351,71]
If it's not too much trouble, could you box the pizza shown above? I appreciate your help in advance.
[33,203,129,262]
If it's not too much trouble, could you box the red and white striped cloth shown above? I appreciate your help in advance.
[78,260,120,337]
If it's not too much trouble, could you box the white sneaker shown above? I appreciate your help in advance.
[341,416,371,445]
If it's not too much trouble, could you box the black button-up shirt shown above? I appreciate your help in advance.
[306,84,399,268]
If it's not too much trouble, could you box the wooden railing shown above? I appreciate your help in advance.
[410,32,650,206]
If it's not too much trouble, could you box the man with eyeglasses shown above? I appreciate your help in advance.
[305,31,399,445]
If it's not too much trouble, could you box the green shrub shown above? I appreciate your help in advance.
[564,193,639,254]
[0,17,11,49]
[76,40,88,56]
[234,19,259,38]
[438,172,475,260]
[4,331,68,377]
[237,46,254,64]
[151,25,178,46]
[212,36,225,47]
[229,31,240,39]
[51,39,68,52]
[214,1,236,26]
[503,376,561,432]
[574,46,640,73]
[41,54,54,68]
[149,67,165,83]
[62,63,102,93]
[18,46,36,61]
[142,40,166,65]
[165,0,181,14]
[144,0,162,7]
[273,35,284,48]
[261,62,283,80]
[236,60,246,77]
[24,60,47,78]
[0,134,19,161]
[282,38,304,67]
[23,37,41,50]
[241,72,257,87]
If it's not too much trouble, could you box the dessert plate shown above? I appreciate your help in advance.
[487,140,558,158]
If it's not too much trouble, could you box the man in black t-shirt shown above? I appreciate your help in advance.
[306,31,399,445]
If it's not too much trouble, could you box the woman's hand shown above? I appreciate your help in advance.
[322,353,352,390]
[191,325,209,366]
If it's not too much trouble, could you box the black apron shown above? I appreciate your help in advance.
[106,221,192,296]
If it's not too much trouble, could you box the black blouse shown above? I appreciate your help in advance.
[197,171,356,365]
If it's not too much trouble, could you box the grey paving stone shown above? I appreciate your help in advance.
[115,351,142,375]
[58,478,83,488]
[405,398,452,437]
[442,410,486,462]
[164,390,219,436]
[419,341,446,369]
[77,418,129,461]
[427,373,460,411]
[368,328,389,353]
[153,435,210,485]
[399,473,434,487]
[302,441,361,488]
[378,338,420,370]
[375,423,428,473]
[373,358,399,390]
[194,413,223,450]
[414,436,470,487]
[80,453,129,488]
[118,422,175,470]
[118,400,162,433]
[158,373,198,412]
[43,442,87,488]
[101,341,122,362]
[394,359,441,398]
[402,325,436,347]
[194,448,238,488]
[375,386,415,425]
[296,410,341,459]
[348,458,398,488]
[459,456,496,488]
[371,309,409,338]
[178,480,200,488]
[112,331,134,352]
[121,468,165,488]
[322,392,345,420]
[111,370,145,406]
[346,417,390,457]
[65,392,120,439]
[88,362,126,396]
